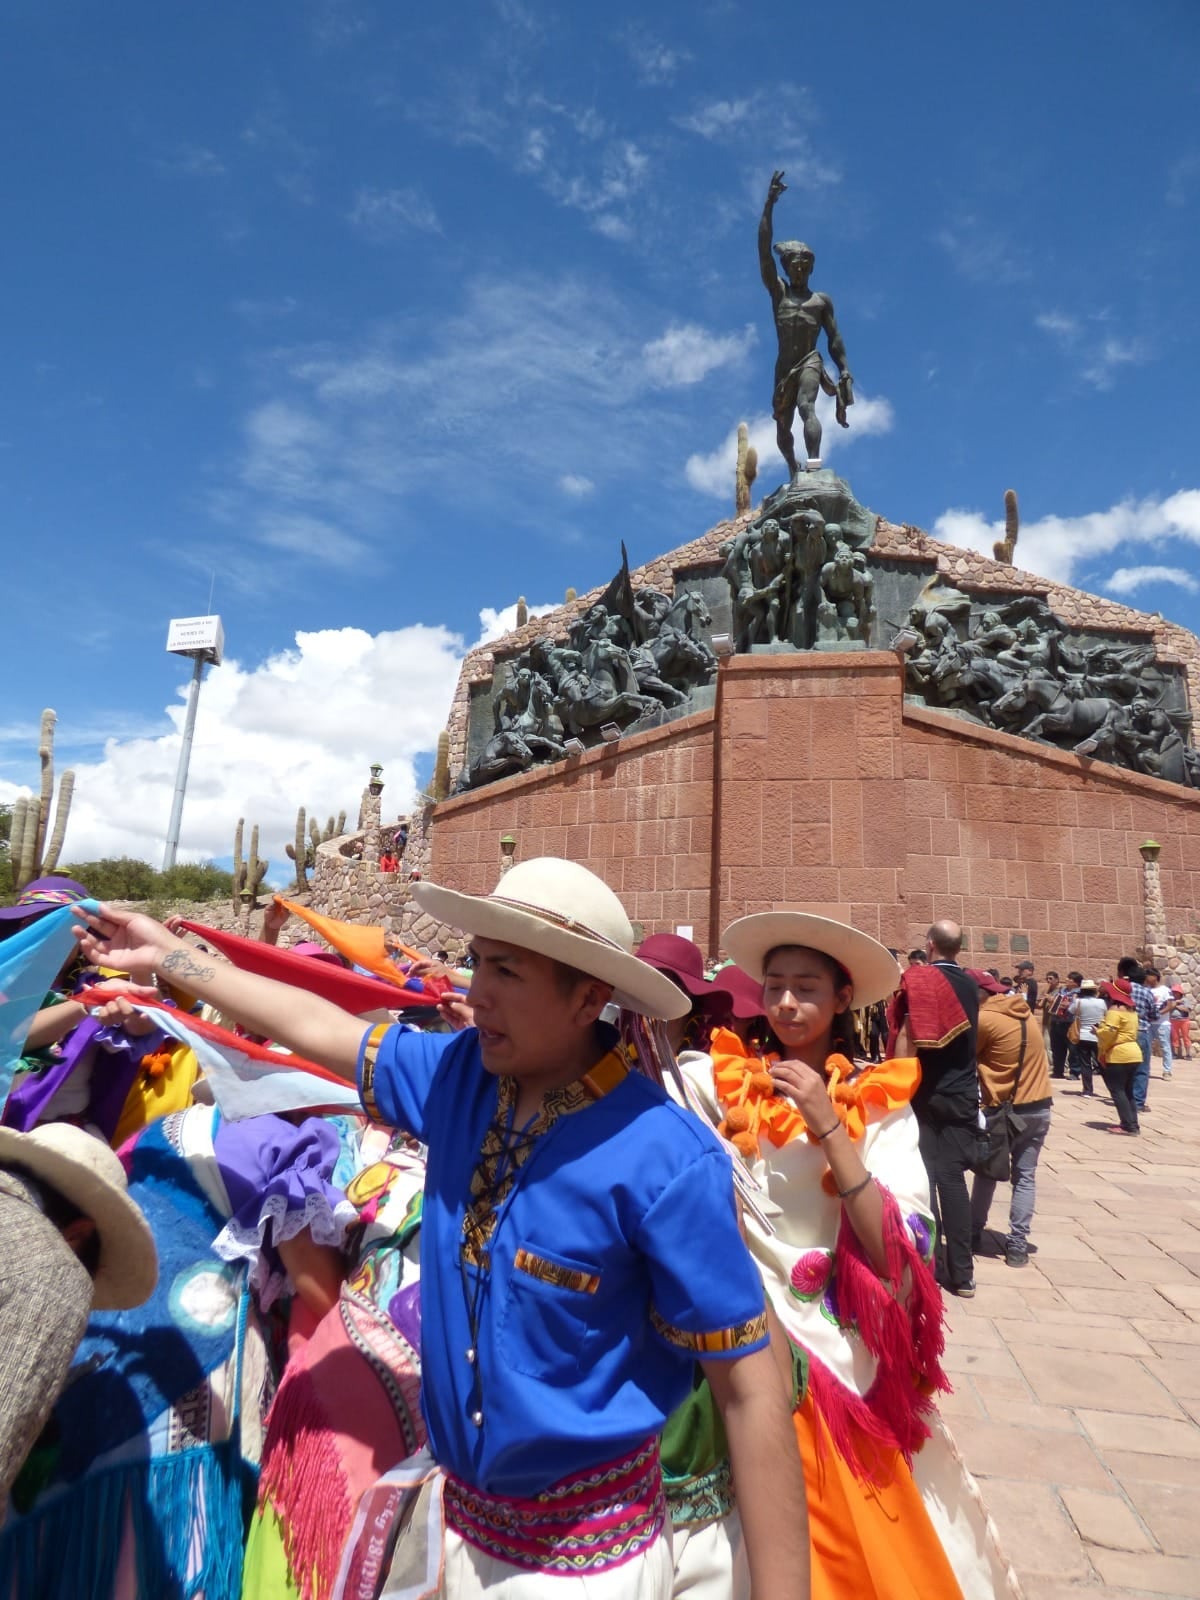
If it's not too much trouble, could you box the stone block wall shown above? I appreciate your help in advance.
[430,709,717,938]
[426,648,1200,975]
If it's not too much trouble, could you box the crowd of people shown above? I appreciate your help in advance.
[4,859,1177,1597]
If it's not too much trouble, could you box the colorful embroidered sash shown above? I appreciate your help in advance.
[443,1437,665,1574]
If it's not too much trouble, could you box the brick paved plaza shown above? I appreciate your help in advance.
[944,1059,1200,1598]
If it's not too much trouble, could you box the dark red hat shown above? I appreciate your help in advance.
[708,964,766,1020]
[636,933,714,999]
[966,968,1007,997]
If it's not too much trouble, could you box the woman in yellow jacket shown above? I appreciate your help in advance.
[1096,979,1142,1135]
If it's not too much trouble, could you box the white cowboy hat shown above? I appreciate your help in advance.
[722,912,902,1009]
[413,858,690,1020]
[0,1123,158,1310]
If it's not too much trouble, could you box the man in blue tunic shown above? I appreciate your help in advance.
[76,857,810,1599]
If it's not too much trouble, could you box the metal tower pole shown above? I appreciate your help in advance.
[162,653,206,870]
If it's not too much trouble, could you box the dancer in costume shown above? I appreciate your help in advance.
[687,912,1018,1600]
[74,859,811,1600]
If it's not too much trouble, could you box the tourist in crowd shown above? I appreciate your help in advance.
[1040,970,1061,1034]
[968,970,1053,1269]
[906,948,927,966]
[890,919,980,1298]
[692,912,1011,1596]
[1145,966,1176,1080]
[1045,971,1082,1079]
[1069,979,1106,1096]
[0,1124,157,1521]
[1013,958,1038,1012]
[1171,985,1192,1060]
[1097,979,1143,1135]
[1118,956,1157,1112]
[72,861,811,1600]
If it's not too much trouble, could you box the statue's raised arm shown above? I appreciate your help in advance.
[759,170,787,300]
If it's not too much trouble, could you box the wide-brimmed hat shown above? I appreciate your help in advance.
[0,877,90,926]
[1079,978,1099,993]
[292,940,347,968]
[722,912,901,1009]
[0,1123,157,1309]
[708,964,767,1020]
[413,858,689,1020]
[967,968,1007,997]
[1101,978,1134,1007]
[636,934,715,1001]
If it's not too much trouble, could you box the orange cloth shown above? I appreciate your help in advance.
[795,1393,963,1600]
[278,898,420,987]
[710,1027,921,1160]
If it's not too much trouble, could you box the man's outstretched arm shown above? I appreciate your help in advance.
[705,1343,811,1600]
[75,905,367,1080]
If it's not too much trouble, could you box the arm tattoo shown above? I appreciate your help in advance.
[161,949,218,985]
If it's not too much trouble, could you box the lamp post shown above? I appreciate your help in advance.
[162,615,225,870]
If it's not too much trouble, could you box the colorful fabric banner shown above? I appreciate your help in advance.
[276,899,440,992]
[75,988,362,1120]
[0,898,100,1114]
[177,919,441,1011]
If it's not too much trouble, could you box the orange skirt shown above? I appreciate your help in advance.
[795,1392,963,1600]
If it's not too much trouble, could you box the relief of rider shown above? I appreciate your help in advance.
[760,169,854,480]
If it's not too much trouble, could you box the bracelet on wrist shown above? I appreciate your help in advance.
[812,1121,842,1142]
[837,1174,875,1202]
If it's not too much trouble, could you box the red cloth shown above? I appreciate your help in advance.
[886,964,970,1054]
[176,921,441,1012]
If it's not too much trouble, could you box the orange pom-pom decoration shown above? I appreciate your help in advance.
[142,1047,172,1081]
[750,1071,776,1095]
[724,1106,752,1134]
[732,1132,760,1159]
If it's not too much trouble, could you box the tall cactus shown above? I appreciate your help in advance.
[565,586,577,603]
[735,422,758,515]
[286,806,309,888]
[246,825,266,902]
[232,818,244,913]
[993,488,1019,564]
[10,710,75,891]
[433,729,451,802]
[516,596,529,629]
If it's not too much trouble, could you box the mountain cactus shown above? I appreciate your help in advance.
[9,709,75,890]
[735,422,758,514]
[433,730,451,802]
[993,488,1019,564]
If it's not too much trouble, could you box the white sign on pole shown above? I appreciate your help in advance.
[166,615,225,663]
[675,925,694,941]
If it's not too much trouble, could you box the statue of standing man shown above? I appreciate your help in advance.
[759,170,854,481]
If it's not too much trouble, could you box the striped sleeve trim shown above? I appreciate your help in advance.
[513,1249,601,1295]
[358,1023,390,1121]
[650,1307,769,1355]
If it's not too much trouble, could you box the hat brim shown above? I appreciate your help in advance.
[707,974,766,1020]
[0,1128,158,1310]
[638,958,716,1001]
[412,881,690,1020]
[721,912,902,1010]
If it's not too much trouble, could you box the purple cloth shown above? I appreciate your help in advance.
[2,1016,159,1139]
[212,1114,348,1290]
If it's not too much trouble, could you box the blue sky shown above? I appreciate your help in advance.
[3,0,1199,870]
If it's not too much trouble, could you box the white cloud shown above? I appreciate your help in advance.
[1035,310,1080,339]
[642,323,756,388]
[932,488,1200,588]
[935,216,1028,285]
[475,599,559,645]
[0,613,540,871]
[1081,337,1142,392]
[348,186,442,237]
[1106,565,1199,596]
[676,97,758,140]
[684,393,895,498]
[157,145,226,178]
[619,28,691,85]
[559,474,594,497]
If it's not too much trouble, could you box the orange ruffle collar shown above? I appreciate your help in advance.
[710,1027,921,1162]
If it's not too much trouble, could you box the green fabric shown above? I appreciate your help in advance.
[14,991,66,1077]
[241,1504,303,1600]
[661,1344,809,1482]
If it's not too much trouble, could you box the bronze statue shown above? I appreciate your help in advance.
[759,170,854,480]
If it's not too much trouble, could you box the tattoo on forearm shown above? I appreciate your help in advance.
[161,950,217,985]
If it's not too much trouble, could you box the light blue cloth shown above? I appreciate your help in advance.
[0,899,99,1113]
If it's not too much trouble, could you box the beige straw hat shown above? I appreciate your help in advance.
[414,858,690,1020]
[0,1123,158,1310]
[722,911,903,1010]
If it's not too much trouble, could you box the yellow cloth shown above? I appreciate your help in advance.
[112,1044,199,1147]
[1096,1006,1142,1065]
